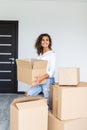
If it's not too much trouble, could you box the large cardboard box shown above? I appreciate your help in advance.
[48,111,87,130]
[49,84,54,109]
[16,59,47,85]
[10,96,48,130]
[58,67,80,85]
[52,82,87,120]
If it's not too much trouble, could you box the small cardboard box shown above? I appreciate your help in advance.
[58,67,80,85]
[16,59,47,85]
[51,82,87,120]
[48,111,87,130]
[10,96,48,130]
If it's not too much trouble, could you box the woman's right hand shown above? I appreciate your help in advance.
[32,76,40,86]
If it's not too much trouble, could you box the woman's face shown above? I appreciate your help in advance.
[41,36,50,48]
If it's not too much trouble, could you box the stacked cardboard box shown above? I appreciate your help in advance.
[48,111,87,130]
[52,82,87,120]
[49,68,87,130]
[58,67,80,85]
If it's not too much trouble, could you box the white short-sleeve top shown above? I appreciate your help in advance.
[37,50,56,78]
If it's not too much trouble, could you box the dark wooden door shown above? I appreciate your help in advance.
[0,21,18,93]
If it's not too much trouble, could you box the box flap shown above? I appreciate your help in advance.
[33,60,47,69]
[11,96,46,105]
[16,99,47,110]
[16,59,32,69]
[31,58,47,69]
[31,58,43,63]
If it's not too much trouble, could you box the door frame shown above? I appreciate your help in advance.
[0,20,18,93]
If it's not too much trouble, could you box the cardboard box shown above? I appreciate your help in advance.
[51,84,58,117]
[52,82,87,120]
[16,59,47,85]
[58,67,80,85]
[48,111,87,130]
[10,96,48,130]
[49,84,54,109]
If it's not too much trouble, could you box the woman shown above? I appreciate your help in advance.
[24,33,56,105]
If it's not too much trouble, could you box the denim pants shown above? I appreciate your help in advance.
[27,77,55,104]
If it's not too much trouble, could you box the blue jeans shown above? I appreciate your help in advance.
[27,77,55,104]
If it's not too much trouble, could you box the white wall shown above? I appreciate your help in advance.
[0,0,87,91]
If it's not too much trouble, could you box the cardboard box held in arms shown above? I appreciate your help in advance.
[51,82,87,120]
[16,59,47,85]
[58,67,80,85]
[10,96,48,130]
[48,111,87,130]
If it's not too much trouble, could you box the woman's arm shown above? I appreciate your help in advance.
[37,73,49,82]
[46,53,56,77]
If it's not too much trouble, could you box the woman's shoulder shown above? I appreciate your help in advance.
[49,50,56,56]
[46,50,56,60]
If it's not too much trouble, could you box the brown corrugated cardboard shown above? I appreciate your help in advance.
[51,84,58,117]
[52,82,87,120]
[10,96,48,130]
[50,84,53,109]
[58,67,80,85]
[48,111,87,130]
[16,59,47,85]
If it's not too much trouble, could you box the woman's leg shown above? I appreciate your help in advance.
[42,78,55,105]
[24,85,42,96]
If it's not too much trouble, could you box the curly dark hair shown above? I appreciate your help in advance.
[35,33,52,55]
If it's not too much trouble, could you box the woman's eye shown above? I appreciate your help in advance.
[42,38,49,42]
[46,39,49,41]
